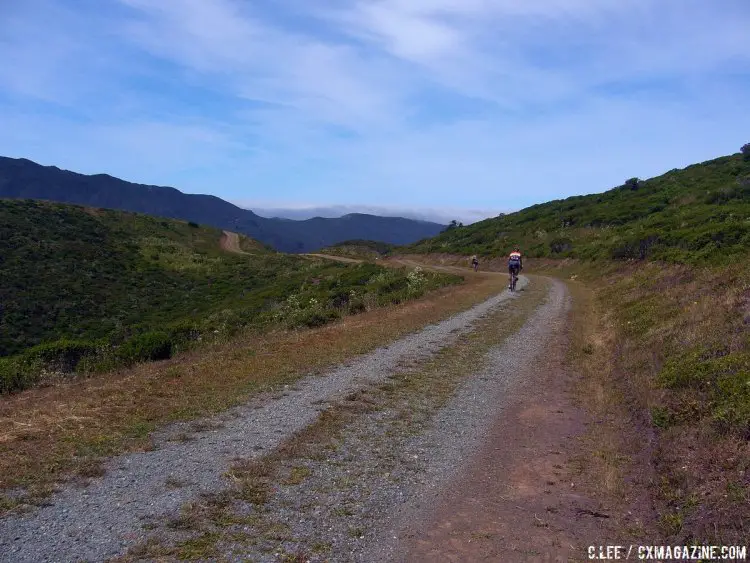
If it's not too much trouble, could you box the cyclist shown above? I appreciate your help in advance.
[471,254,479,271]
[508,247,522,289]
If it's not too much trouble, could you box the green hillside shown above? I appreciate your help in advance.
[409,151,750,264]
[0,199,459,392]
[318,239,395,259]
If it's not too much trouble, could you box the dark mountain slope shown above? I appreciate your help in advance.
[0,157,444,252]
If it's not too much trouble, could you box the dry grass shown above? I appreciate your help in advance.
[562,260,750,544]
[567,282,631,499]
[0,270,504,506]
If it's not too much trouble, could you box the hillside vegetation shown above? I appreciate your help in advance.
[409,152,750,264]
[318,239,395,259]
[0,199,459,392]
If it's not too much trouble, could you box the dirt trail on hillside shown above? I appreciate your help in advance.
[302,253,364,263]
[219,230,245,254]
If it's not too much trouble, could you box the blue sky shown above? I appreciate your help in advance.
[1,0,749,223]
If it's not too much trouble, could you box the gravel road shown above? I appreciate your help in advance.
[198,277,569,562]
[0,277,532,563]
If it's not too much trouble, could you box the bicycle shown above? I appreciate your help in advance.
[472,261,479,272]
[509,268,519,291]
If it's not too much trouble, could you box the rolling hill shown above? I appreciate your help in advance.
[408,151,750,264]
[0,156,445,253]
[0,199,459,392]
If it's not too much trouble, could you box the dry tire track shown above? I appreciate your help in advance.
[0,277,531,563]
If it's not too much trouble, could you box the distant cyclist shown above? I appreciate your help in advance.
[471,254,479,272]
[508,247,522,289]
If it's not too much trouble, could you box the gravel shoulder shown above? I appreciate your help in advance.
[0,276,531,562]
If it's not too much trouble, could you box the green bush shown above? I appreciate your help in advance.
[296,308,339,328]
[117,331,174,365]
[167,320,202,342]
[20,339,99,373]
[549,237,573,254]
[0,357,39,394]
[347,298,367,315]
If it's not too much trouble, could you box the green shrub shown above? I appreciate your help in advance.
[651,406,673,429]
[167,320,202,341]
[375,276,408,295]
[549,237,573,254]
[347,298,367,315]
[295,308,339,328]
[20,339,99,373]
[0,357,39,394]
[117,331,174,365]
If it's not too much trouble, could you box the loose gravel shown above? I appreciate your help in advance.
[0,278,530,563]
[192,277,570,562]
[370,278,570,562]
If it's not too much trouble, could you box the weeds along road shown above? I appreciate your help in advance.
[0,267,594,562]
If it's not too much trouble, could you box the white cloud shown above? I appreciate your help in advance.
[1,0,749,214]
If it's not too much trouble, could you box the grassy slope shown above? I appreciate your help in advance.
[0,199,459,391]
[408,152,750,264]
[568,259,750,544]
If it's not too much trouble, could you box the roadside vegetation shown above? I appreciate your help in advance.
[0,199,459,393]
[408,150,750,264]
[596,261,749,544]
[544,258,749,546]
[317,239,395,259]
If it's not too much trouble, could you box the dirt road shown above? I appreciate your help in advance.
[0,272,612,562]
[302,253,364,263]
[219,230,245,254]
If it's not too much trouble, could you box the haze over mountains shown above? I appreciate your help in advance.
[0,156,445,253]
[249,204,505,225]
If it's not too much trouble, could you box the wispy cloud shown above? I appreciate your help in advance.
[1,0,749,213]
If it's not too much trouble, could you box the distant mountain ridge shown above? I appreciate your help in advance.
[0,156,445,252]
